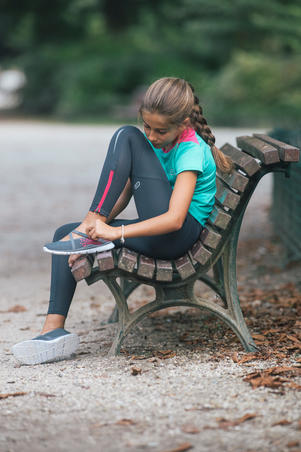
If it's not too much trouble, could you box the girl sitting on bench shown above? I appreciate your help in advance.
[12,77,231,365]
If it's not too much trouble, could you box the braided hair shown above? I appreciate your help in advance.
[140,77,232,173]
[188,83,232,173]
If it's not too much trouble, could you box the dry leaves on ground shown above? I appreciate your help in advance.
[131,366,142,376]
[181,424,200,434]
[115,418,136,426]
[243,366,301,390]
[0,304,27,313]
[0,392,27,400]
[215,413,257,430]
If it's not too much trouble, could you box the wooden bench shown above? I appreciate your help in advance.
[71,133,300,356]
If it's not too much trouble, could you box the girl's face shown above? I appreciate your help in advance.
[142,111,187,149]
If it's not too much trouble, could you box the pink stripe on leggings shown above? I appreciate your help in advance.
[95,170,114,213]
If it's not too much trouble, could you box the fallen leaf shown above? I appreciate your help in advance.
[156,350,176,359]
[252,334,266,341]
[181,424,200,434]
[216,413,257,429]
[115,418,136,426]
[232,352,239,363]
[131,366,142,376]
[2,305,27,313]
[287,382,301,390]
[287,441,299,448]
[286,335,301,345]
[35,392,56,398]
[0,392,27,400]
[161,442,193,452]
[130,355,147,360]
[237,413,257,423]
[272,419,292,426]
[237,354,259,364]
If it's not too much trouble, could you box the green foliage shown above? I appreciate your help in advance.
[1,0,301,125]
[205,52,301,126]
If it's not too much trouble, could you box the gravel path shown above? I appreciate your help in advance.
[0,122,300,452]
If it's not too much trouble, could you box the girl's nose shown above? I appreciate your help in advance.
[148,131,156,142]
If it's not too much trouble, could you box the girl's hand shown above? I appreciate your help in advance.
[86,219,120,242]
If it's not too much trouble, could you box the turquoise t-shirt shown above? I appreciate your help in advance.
[146,128,216,226]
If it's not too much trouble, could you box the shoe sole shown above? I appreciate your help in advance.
[12,333,80,365]
[43,241,115,256]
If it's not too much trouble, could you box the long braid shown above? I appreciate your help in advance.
[189,84,232,174]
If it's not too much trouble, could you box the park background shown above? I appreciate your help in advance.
[1,2,301,452]
[0,0,300,128]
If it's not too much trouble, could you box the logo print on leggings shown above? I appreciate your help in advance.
[134,181,141,190]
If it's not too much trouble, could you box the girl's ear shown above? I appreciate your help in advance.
[178,118,190,133]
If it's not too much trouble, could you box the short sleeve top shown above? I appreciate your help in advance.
[146,128,216,226]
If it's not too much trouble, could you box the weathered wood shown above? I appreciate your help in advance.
[216,178,240,210]
[219,169,249,193]
[236,136,280,165]
[156,259,173,281]
[137,255,155,279]
[201,226,222,250]
[118,248,138,273]
[189,240,212,265]
[221,142,260,176]
[253,134,300,162]
[71,256,92,282]
[174,254,196,279]
[208,205,231,230]
[96,250,114,272]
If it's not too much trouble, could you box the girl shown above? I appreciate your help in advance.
[12,77,231,365]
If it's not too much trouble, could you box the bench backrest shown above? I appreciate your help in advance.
[188,134,300,273]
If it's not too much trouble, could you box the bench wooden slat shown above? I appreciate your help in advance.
[236,136,280,165]
[189,240,212,265]
[253,133,300,162]
[208,205,231,230]
[221,142,260,176]
[118,248,138,273]
[174,254,196,279]
[156,259,173,281]
[219,169,249,193]
[96,250,115,272]
[71,256,92,282]
[137,255,155,279]
[216,178,240,210]
[201,225,222,250]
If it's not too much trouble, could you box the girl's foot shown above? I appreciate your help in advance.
[11,328,79,365]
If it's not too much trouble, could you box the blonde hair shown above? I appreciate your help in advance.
[140,77,232,173]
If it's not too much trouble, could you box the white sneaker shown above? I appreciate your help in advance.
[12,328,79,365]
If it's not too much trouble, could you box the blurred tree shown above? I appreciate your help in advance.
[0,0,300,124]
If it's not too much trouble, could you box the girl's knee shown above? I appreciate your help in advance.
[115,125,143,140]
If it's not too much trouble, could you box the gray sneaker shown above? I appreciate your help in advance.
[12,328,79,365]
[43,229,115,255]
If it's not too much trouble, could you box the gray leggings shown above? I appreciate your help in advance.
[48,126,201,317]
